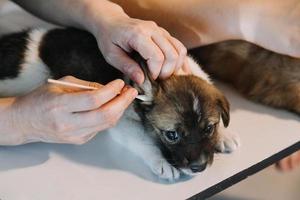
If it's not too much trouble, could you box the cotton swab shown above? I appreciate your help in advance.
[47,79,98,90]
[47,79,147,101]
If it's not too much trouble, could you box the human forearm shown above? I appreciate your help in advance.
[0,97,25,145]
[12,0,126,32]
[12,0,188,82]
[110,0,244,48]
[111,0,300,57]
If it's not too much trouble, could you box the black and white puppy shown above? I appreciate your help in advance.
[0,28,239,181]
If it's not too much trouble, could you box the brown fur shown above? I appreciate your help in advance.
[133,55,230,171]
[0,28,234,175]
[190,40,300,115]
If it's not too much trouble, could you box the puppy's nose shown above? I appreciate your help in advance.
[189,163,207,173]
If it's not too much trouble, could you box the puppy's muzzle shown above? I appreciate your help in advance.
[187,153,212,173]
[189,162,207,173]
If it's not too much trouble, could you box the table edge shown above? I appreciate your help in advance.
[188,141,300,200]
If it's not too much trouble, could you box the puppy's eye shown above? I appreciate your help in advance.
[163,130,180,144]
[204,124,214,137]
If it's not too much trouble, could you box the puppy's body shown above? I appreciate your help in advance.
[190,41,300,115]
[0,28,122,96]
[0,28,238,181]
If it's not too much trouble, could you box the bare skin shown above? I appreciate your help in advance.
[0,0,187,145]
[0,77,137,145]
[109,0,300,171]
[276,151,300,172]
[13,0,187,83]
[1,0,298,170]
[111,0,300,58]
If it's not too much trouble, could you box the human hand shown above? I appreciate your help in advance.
[103,0,300,58]
[7,76,137,145]
[276,151,300,172]
[86,4,187,84]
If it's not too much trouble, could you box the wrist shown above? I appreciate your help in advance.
[80,0,128,36]
[0,98,26,145]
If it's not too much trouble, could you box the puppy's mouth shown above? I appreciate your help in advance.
[158,136,215,175]
[164,150,213,175]
[179,153,212,175]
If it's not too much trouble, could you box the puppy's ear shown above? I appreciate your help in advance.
[131,52,158,104]
[217,95,230,127]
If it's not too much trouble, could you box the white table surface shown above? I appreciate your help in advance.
[0,82,299,200]
[0,2,299,200]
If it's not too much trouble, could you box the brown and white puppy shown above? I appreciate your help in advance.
[189,40,300,115]
[109,53,239,180]
[142,54,231,162]
[0,28,239,181]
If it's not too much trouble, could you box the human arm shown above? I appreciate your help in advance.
[109,0,300,58]
[0,77,137,145]
[12,0,187,84]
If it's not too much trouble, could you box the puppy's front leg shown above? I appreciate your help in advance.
[108,108,180,181]
[215,127,241,153]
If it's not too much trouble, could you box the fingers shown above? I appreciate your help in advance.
[62,79,125,112]
[71,86,137,129]
[104,45,145,84]
[159,28,187,74]
[17,74,137,145]
[56,76,103,92]
[151,33,178,79]
[130,26,187,80]
[168,36,187,73]
[100,85,137,113]
[178,57,192,75]
[59,76,101,87]
[276,157,291,171]
[43,84,137,145]
[107,19,187,82]
[276,151,300,172]
[129,34,164,80]
[288,153,300,170]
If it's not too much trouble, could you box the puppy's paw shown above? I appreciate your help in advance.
[215,129,240,153]
[150,158,180,181]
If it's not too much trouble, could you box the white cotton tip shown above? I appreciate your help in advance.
[135,95,151,102]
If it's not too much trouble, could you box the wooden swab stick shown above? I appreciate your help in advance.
[47,79,98,90]
[47,79,147,101]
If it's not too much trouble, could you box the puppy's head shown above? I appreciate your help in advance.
[133,55,230,174]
